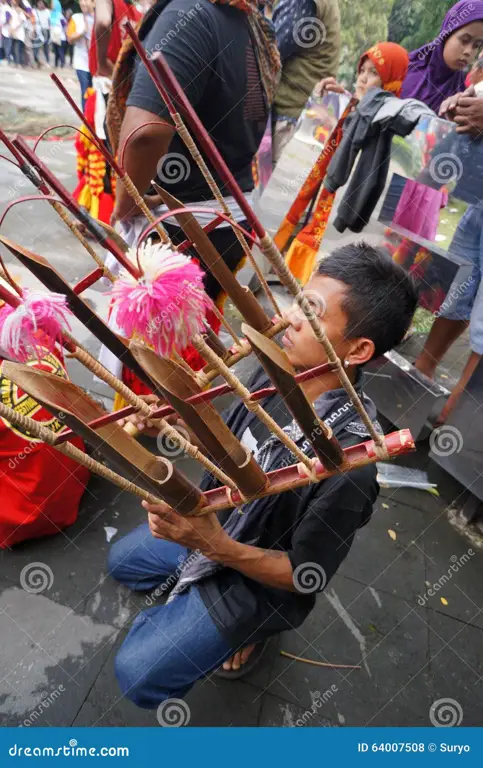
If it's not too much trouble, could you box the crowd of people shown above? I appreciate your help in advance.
[2,0,483,715]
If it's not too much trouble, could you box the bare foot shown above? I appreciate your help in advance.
[222,644,256,672]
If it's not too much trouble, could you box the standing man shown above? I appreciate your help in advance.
[272,0,341,162]
[100,0,280,391]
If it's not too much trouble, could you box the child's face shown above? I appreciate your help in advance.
[280,274,374,372]
[354,58,382,100]
[443,22,483,71]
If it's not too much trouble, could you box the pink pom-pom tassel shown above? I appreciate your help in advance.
[0,290,71,362]
[109,242,211,357]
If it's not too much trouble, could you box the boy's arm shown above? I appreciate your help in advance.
[144,500,297,592]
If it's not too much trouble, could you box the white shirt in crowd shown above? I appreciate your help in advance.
[70,12,93,72]
[0,2,11,39]
[37,7,50,30]
[9,6,27,43]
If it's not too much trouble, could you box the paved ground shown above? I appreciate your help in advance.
[1,69,483,729]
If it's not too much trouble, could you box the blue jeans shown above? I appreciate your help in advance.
[108,524,233,709]
[76,69,92,112]
[2,35,12,62]
[440,204,483,354]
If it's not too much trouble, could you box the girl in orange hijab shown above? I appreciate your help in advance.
[277,42,409,284]
[319,42,409,100]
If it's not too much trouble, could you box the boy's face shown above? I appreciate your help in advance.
[280,274,374,372]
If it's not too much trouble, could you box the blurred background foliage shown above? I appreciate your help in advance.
[339,0,454,84]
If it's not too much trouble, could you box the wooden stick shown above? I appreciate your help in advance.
[193,334,315,472]
[243,323,345,470]
[49,74,170,246]
[136,48,386,454]
[123,27,281,317]
[12,136,138,275]
[258,235,388,456]
[63,338,238,490]
[279,650,361,670]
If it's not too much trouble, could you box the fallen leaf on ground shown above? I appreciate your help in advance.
[440,597,448,606]
[388,529,397,541]
[382,503,389,509]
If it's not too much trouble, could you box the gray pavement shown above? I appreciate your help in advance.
[1,69,483,729]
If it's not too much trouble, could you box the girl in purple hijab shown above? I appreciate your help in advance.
[401,0,483,112]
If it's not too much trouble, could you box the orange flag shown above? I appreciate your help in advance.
[274,98,357,256]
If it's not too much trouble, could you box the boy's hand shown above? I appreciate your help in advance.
[143,500,233,560]
[117,395,172,437]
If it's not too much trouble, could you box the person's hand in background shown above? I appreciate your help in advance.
[452,93,483,135]
[315,76,346,97]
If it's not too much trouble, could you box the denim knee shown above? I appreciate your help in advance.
[107,538,131,585]
[114,617,185,709]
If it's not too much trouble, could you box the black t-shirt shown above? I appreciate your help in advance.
[127,0,268,202]
[196,371,379,648]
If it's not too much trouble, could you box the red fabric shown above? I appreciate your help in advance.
[89,0,142,75]
[0,352,90,548]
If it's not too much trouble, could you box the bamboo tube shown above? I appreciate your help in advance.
[259,234,388,457]
[66,341,238,490]
[193,335,315,473]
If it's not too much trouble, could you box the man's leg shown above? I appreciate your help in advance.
[415,206,479,379]
[108,522,187,591]
[115,586,233,709]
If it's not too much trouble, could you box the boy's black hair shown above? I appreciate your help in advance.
[316,241,419,360]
